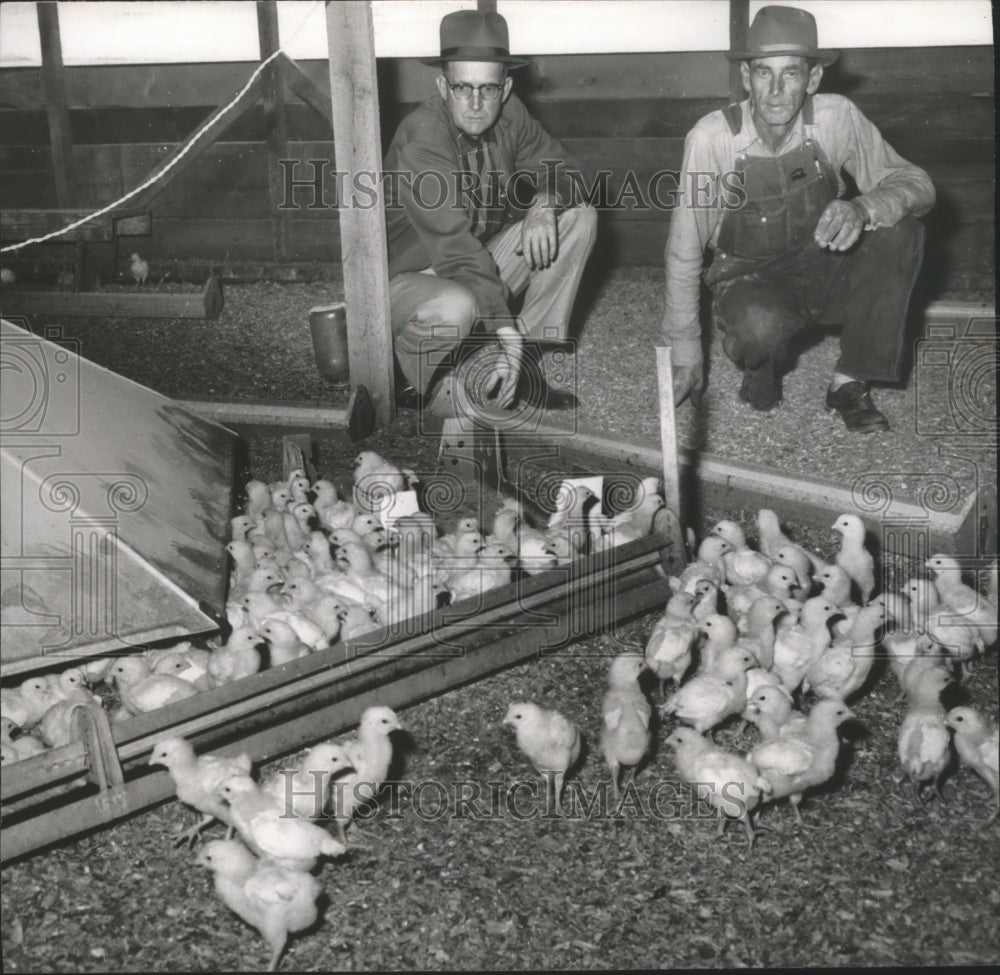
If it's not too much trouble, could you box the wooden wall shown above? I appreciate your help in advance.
[0,47,993,295]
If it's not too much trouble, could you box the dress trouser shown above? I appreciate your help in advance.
[709,216,925,382]
[389,203,597,393]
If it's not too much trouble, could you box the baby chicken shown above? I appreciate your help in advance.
[898,666,953,804]
[599,654,652,800]
[220,774,347,872]
[666,726,773,849]
[129,251,149,285]
[945,706,999,826]
[661,646,756,736]
[503,702,581,815]
[644,590,698,699]
[330,706,403,843]
[148,736,253,847]
[747,699,855,825]
[197,839,322,972]
[831,513,876,604]
[111,657,198,716]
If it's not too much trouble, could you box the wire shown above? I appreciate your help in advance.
[1,0,324,254]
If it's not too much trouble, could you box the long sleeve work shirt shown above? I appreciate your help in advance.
[662,94,936,342]
[383,93,584,325]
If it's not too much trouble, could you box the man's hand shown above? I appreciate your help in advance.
[668,336,705,408]
[483,325,525,408]
[814,199,867,251]
[519,201,559,270]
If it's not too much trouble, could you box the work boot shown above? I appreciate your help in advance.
[825,380,890,432]
[516,343,579,411]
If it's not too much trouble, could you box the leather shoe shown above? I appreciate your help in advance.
[396,383,424,411]
[738,360,782,411]
[825,380,890,432]
[515,347,579,411]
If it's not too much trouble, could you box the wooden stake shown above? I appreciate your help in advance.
[655,347,688,565]
[325,0,395,426]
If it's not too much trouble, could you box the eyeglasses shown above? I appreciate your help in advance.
[445,81,504,102]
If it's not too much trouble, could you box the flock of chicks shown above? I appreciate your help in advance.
[3,448,998,970]
[147,704,403,971]
[0,450,663,766]
[506,508,999,850]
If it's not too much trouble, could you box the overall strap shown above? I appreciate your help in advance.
[801,94,815,126]
[723,102,743,136]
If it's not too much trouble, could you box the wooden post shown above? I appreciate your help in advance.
[36,2,73,208]
[728,0,750,104]
[325,0,395,425]
[656,347,687,565]
[257,1,291,263]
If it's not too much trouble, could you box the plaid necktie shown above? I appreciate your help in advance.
[459,135,505,243]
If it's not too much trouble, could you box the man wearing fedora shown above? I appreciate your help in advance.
[383,9,596,418]
[662,5,935,432]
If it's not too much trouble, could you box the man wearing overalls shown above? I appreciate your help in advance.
[662,5,935,432]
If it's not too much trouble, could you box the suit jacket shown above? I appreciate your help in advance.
[383,93,585,324]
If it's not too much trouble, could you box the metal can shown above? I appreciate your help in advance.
[308,302,350,387]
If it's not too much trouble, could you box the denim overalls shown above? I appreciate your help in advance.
[704,98,923,383]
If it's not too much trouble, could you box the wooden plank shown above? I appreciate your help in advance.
[177,400,351,429]
[728,0,749,103]
[1,277,223,318]
[114,213,151,236]
[326,0,395,425]
[278,53,334,128]
[257,1,291,262]
[36,2,73,207]
[0,47,989,112]
[1,207,115,242]
[520,422,992,558]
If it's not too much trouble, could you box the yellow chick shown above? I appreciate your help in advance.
[220,775,347,872]
[661,646,756,736]
[644,590,699,700]
[330,706,403,843]
[832,513,876,604]
[148,736,253,847]
[600,654,652,799]
[747,699,855,825]
[197,839,322,972]
[110,657,198,716]
[945,705,999,826]
[667,726,773,849]
[898,666,953,804]
[503,701,581,815]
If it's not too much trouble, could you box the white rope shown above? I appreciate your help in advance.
[1,0,323,254]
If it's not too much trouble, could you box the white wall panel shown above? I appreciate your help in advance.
[0,0,993,69]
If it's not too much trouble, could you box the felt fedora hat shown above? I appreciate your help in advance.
[420,10,529,68]
[727,5,838,66]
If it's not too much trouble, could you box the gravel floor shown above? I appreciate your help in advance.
[1,270,998,972]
